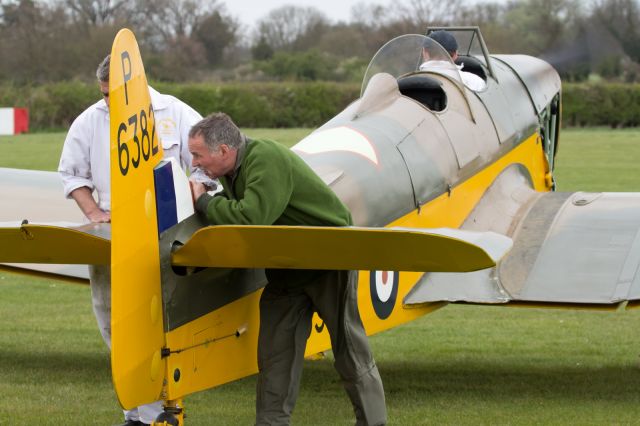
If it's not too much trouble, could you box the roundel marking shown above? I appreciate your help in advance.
[370,270,399,320]
[292,126,379,165]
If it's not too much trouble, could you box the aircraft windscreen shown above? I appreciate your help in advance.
[361,34,462,96]
[446,30,488,69]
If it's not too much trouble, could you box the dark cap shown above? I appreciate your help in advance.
[427,30,458,54]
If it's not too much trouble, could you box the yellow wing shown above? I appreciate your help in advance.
[172,225,511,272]
[0,223,109,265]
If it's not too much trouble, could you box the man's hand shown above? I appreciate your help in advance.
[86,208,111,223]
[190,180,207,203]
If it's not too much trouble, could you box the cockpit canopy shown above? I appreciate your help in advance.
[361,34,457,96]
[361,28,494,97]
[428,27,494,77]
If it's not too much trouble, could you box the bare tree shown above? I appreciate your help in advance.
[350,2,388,30]
[133,0,207,48]
[128,0,239,74]
[395,0,464,31]
[0,0,99,82]
[63,0,129,25]
[192,9,239,67]
[592,0,640,62]
[254,5,329,51]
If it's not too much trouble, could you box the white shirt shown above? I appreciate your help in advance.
[419,60,486,92]
[58,87,202,212]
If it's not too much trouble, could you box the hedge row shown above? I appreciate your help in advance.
[561,83,640,127]
[0,81,361,130]
[1,81,640,130]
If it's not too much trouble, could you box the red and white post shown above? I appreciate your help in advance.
[0,108,29,135]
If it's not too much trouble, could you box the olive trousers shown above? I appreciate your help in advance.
[256,270,387,426]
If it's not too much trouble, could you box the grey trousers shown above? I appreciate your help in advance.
[256,270,387,426]
[88,265,163,424]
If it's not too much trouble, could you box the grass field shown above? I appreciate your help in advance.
[1,128,640,425]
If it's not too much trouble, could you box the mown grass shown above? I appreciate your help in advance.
[553,128,640,192]
[1,127,640,425]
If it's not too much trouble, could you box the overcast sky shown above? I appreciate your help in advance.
[222,0,508,29]
[223,0,365,28]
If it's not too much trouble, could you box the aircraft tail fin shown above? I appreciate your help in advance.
[109,28,167,410]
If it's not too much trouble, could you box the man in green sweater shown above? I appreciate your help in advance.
[189,113,387,426]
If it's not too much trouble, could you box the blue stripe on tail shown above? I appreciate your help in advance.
[154,160,178,235]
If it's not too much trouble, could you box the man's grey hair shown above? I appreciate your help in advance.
[96,55,110,82]
[189,112,245,151]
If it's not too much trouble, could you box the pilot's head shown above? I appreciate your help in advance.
[96,55,110,108]
[423,31,459,62]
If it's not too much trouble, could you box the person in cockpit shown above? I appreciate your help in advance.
[419,30,486,91]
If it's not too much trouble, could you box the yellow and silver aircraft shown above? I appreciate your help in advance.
[1,27,639,425]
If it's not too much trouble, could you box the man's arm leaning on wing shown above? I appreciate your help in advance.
[69,186,110,222]
[58,111,110,223]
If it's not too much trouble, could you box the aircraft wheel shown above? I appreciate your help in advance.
[154,412,179,426]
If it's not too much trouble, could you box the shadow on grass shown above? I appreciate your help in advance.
[2,345,638,401]
[0,348,110,384]
[374,359,640,402]
[3,349,639,424]
[288,356,640,404]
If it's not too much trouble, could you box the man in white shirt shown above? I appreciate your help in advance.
[419,30,486,92]
[58,55,202,426]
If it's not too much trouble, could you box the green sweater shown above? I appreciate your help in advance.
[195,138,352,227]
[195,138,352,288]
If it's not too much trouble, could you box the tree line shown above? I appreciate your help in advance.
[0,0,639,84]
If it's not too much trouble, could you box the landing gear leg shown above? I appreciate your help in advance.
[153,399,184,426]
